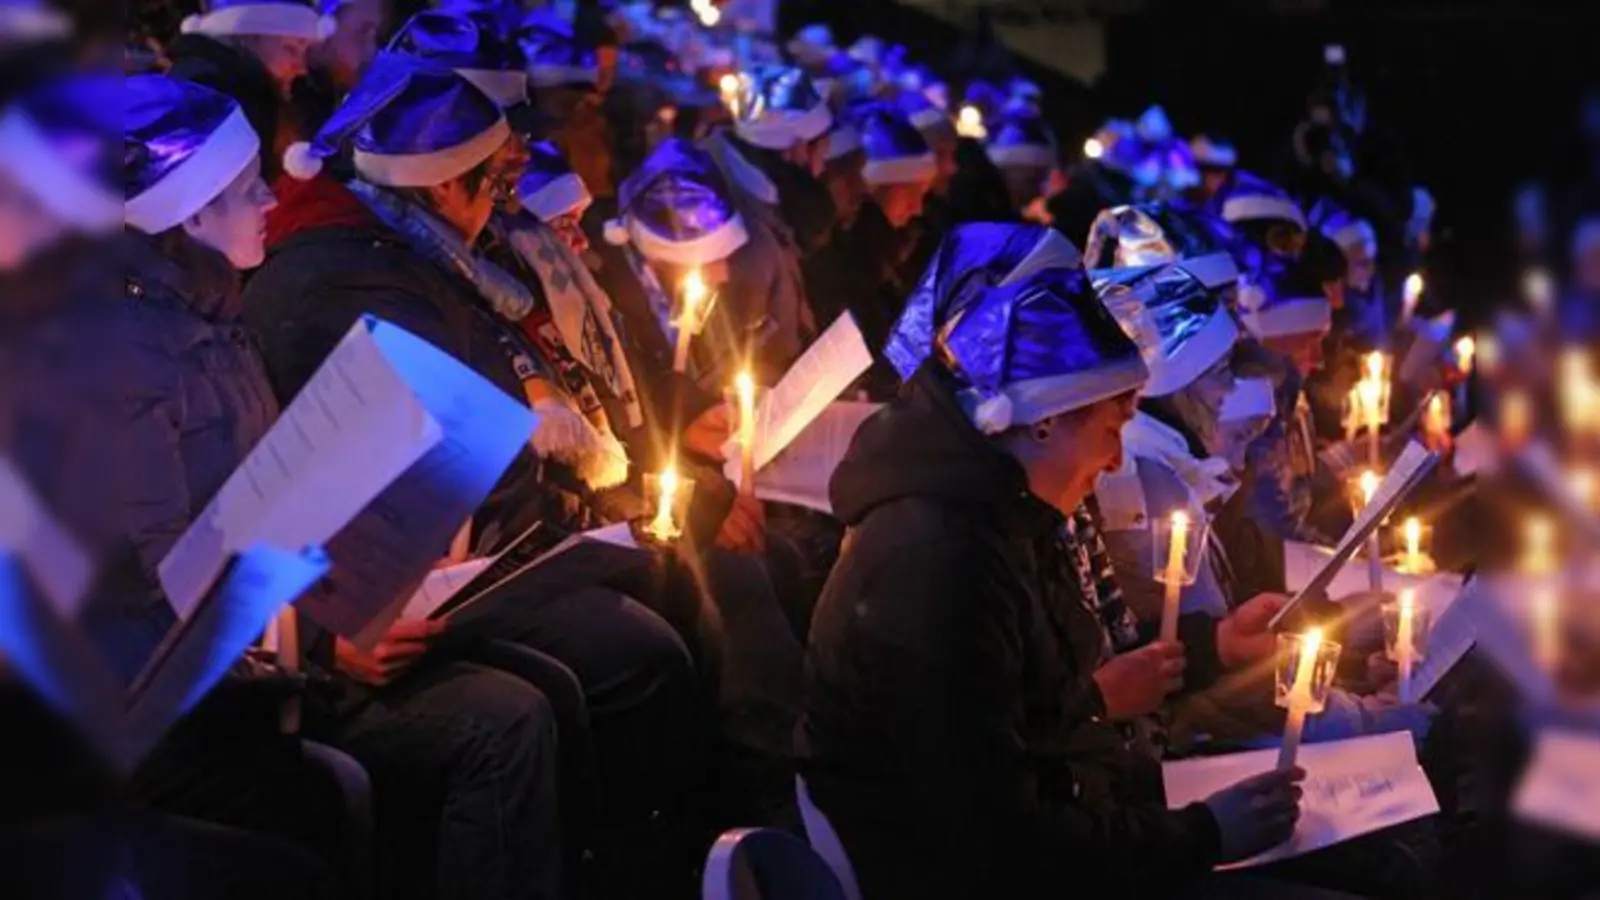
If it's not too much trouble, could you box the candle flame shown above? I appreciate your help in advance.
[1358,469,1380,506]
[1364,351,1386,383]
[680,270,707,323]
[1454,335,1475,375]
[1170,509,1189,534]
[1083,137,1104,160]
[1302,627,1323,659]
[1524,516,1555,573]
[719,73,739,96]
[648,467,680,539]
[1399,588,1415,619]
[1404,517,1422,557]
[1403,273,1424,305]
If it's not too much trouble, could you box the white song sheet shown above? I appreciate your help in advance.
[1163,732,1439,869]
[727,401,879,513]
[158,317,537,646]
[746,313,873,474]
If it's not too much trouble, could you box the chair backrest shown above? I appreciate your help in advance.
[701,828,848,900]
[794,776,863,900]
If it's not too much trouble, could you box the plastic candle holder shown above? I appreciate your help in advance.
[1274,631,1342,714]
[1151,509,1210,587]
[1381,595,1432,664]
[642,470,696,544]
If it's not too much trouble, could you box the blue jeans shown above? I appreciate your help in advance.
[332,661,561,900]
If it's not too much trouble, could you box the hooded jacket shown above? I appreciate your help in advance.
[799,364,1223,900]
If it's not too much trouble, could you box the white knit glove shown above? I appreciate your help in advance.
[530,399,631,490]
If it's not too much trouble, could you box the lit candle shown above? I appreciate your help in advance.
[1360,469,1384,593]
[1360,352,1388,468]
[673,270,707,374]
[1159,510,1190,644]
[1424,393,1452,445]
[734,370,758,496]
[1454,335,1476,378]
[1083,136,1104,160]
[718,73,740,111]
[646,466,682,542]
[1534,588,1560,675]
[956,105,987,140]
[1278,627,1325,771]
[1344,385,1362,443]
[276,607,301,732]
[1524,267,1554,317]
[1396,589,1417,703]
[1401,273,1424,325]
[1523,516,1556,576]
[1570,468,1596,509]
[1560,349,1595,435]
[1501,390,1531,448]
[1398,516,1432,575]
[1477,334,1499,377]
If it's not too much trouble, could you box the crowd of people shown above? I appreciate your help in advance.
[1,0,1598,898]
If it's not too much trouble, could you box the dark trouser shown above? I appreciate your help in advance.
[332,661,562,900]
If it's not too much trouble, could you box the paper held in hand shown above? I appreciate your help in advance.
[1163,732,1440,869]
[739,312,873,479]
[1269,441,1440,631]
[725,401,880,514]
[156,317,538,649]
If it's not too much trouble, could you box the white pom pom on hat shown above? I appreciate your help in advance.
[282,141,323,180]
[971,391,1015,436]
[602,217,631,246]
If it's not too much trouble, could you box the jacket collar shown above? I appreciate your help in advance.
[121,230,244,324]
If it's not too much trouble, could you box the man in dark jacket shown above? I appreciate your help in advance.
[799,267,1305,900]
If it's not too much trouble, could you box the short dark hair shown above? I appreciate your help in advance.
[392,157,494,211]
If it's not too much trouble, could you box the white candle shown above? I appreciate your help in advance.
[646,467,682,542]
[1454,336,1476,378]
[1278,627,1325,771]
[1400,516,1429,575]
[1425,393,1451,444]
[1523,516,1556,575]
[734,370,757,496]
[1397,589,1416,703]
[673,270,707,374]
[1360,469,1384,593]
[1534,587,1560,676]
[1401,273,1424,324]
[718,73,740,111]
[276,606,301,733]
[1159,510,1190,644]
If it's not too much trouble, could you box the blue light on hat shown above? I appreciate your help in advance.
[1092,262,1239,397]
[518,7,599,88]
[388,11,528,107]
[1218,170,1306,230]
[894,87,949,134]
[517,140,591,222]
[939,267,1150,434]
[732,64,832,150]
[0,74,120,232]
[985,108,1057,170]
[1084,203,1240,291]
[1235,257,1331,339]
[846,101,935,186]
[786,22,835,68]
[283,52,509,186]
[125,75,262,235]
[887,223,1083,380]
[0,0,68,40]
[181,0,333,40]
[603,138,748,267]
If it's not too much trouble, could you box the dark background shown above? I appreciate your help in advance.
[780,0,1600,323]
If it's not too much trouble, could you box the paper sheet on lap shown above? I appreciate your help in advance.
[1163,732,1439,869]
[157,317,537,648]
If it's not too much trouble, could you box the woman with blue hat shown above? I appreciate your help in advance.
[801,265,1307,899]
[253,58,703,899]
[985,104,1059,216]
[388,9,530,108]
[1216,170,1310,262]
[168,0,334,179]
[518,5,618,201]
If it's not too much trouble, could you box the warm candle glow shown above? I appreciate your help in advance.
[1534,587,1560,674]
[1359,469,1381,506]
[1570,468,1596,508]
[1397,590,1416,701]
[1083,136,1104,160]
[1404,517,1422,562]
[1524,267,1554,314]
[1523,516,1556,575]
[1501,390,1531,445]
[1291,628,1324,702]
[734,370,758,492]
[1364,351,1386,384]
[1402,273,1424,308]
[1159,510,1191,643]
[1560,349,1596,433]
[1454,335,1476,376]
[956,105,987,139]
[1478,334,1499,373]
[718,72,739,106]
[646,467,681,542]
[680,269,707,323]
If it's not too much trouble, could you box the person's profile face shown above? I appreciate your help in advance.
[319,0,384,90]
[184,155,277,269]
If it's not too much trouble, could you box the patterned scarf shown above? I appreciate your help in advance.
[1061,503,1142,661]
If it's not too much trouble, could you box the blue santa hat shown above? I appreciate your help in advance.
[962,80,1007,123]
[731,64,832,150]
[432,0,525,36]
[887,223,1083,380]
[847,34,883,69]
[938,267,1150,435]
[1311,201,1376,258]
[1084,203,1240,292]
[0,74,120,232]
[823,119,861,162]
[985,108,1058,170]
[1092,262,1239,397]
[1190,134,1237,169]
[517,139,591,221]
[1219,170,1307,231]
[181,0,334,41]
[387,11,528,107]
[282,52,509,185]
[603,138,748,267]
[518,7,600,88]
[847,102,935,186]
[785,22,835,68]
[0,0,69,40]
[894,87,950,135]
[1235,257,1331,339]
[125,75,262,235]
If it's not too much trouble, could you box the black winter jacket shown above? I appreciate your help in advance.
[798,365,1223,900]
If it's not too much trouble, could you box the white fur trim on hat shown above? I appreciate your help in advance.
[1175,252,1239,291]
[1219,377,1275,423]
[1190,136,1237,168]
[958,356,1151,435]
[0,108,121,232]
[125,106,260,234]
[1327,219,1376,255]
[0,4,70,40]
[986,142,1056,169]
[1144,306,1239,398]
[627,211,749,267]
[1221,193,1306,230]
[458,68,529,107]
[521,173,592,222]
[528,63,599,88]
[353,116,510,188]
[862,152,936,186]
[824,124,860,161]
[907,107,947,131]
[1240,296,1331,339]
[734,101,832,150]
[181,3,334,40]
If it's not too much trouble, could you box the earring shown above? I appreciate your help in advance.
[1032,424,1052,443]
